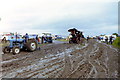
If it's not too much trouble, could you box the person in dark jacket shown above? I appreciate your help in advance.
[1,37,7,43]
[109,36,113,44]
[87,36,90,42]
[105,36,108,44]
[24,33,29,43]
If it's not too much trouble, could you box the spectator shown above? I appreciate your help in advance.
[109,36,113,44]
[105,36,108,44]
[98,36,101,41]
[1,37,7,43]
[101,37,103,41]
[87,36,90,42]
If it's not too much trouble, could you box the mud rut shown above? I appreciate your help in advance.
[1,40,119,78]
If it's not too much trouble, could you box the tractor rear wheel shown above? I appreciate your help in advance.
[2,47,10,53]
[26,40,37,52]
[12,47,20,55]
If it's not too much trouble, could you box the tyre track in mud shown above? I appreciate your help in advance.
[1,40,118,78]
[65,40,118,78]
[2,42,76,78]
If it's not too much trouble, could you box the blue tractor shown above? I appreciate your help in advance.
[41,33,53,44]
[2,34,40,54]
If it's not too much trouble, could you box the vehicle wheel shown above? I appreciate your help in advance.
[12,47,20,54]
[26,40,37,52]
[2,47,10,53]
[50,40,52,43]
[69,40,73,44]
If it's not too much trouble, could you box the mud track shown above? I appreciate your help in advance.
[1,39,119,78]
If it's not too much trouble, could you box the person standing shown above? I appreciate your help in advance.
[24,33,29,43]
[76,31,81,43]
[36,35,41,50]
[1,37,7,43]
[87,36,90,42]
[105,36,108,44]
[109,36,113,44]
[98,36,101,41]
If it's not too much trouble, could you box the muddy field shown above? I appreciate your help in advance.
[0,39,119,78]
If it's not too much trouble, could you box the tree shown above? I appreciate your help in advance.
[112,33,118,37]
[100,34,105,36]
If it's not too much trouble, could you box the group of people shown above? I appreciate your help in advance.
[24,33,40,43]
[104,36,114,44]
[86,35,115,44]
[97,36,114,44]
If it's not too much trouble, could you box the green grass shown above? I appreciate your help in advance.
[112,37,120,48]
[56,39,68,41]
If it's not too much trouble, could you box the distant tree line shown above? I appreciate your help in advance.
[112,33,118,37]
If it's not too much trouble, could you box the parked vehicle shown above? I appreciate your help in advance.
[1,34,40,54]
[41,33,53,44]
[68,28,84,44]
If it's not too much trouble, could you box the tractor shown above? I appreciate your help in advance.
[2,34,40,54]
[68,28,84,44]
[41,33,53,44]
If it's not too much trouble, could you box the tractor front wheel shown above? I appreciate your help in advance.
[2,47,10,53]
[12,47,20,55]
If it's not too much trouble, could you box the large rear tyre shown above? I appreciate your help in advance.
[2,47,10,53]
[12,47,20,55]
[26,40,37,52]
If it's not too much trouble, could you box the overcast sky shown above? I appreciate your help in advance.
[0,0,118,37]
